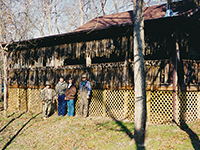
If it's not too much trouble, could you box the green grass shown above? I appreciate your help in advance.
[0,111,199,150]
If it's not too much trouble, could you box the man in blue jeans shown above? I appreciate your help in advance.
[54,76,68,116]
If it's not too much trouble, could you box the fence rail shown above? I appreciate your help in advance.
[7,88,200,125]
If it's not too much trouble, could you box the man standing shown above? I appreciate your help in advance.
[41,81,54,119]
[54,76,68,116]
[65,77,76,117]
[79,74,92,117]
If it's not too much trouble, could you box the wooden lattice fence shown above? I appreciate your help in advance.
[7,88,200,125]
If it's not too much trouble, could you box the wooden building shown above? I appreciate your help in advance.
[6,1,200,124]
[7,1,200,90]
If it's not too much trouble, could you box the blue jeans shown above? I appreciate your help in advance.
[67,99,74,116]
[58,95,66,116]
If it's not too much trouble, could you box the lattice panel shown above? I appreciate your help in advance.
[104,90,125,120]
[27,88,42,113]
[8,88,19,112]
[125,90,135,121]
[177,91,199,124]
[88,90,104,117]
[149,91,173,124]
[19,88,28,111]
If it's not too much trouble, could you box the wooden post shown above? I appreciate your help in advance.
[103,90,106,117]
[172,41,176,123]
[123,90,129,119]
[164,61,169,84]
[123,51,129,87]
[86,41,92,67]
[198,92,200,120]
[172,35,180,123]
[123,50,129,118]
[86,53,91,67]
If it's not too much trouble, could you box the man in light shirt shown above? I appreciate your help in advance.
[41,81,54,119]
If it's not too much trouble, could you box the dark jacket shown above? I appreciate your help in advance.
[55,81,68,96]
[65,85,77,100]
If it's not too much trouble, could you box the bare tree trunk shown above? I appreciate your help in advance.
[1,49,7,118]
[78,0,84,26]
[54,0,60,34]
[133,0,147,147]
[46,2,52,35]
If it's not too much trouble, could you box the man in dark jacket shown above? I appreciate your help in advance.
[65,77,76,117]
[79,74,91,117]
[54,76,68,116]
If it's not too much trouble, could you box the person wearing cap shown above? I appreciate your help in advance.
[54,76,68,116]
[65,77,77,117]
[41,81,54,119]
[79,74,92,117]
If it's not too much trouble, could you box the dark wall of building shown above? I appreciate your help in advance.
[7,17,200,89]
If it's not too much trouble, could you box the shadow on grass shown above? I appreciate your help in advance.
[0,112,25,133]
[115,120,134,139]
[2,112,41,150]
[173,120,200,150]
[104,99,146,150]
[7,112,16,118]
[114,120,145,150]
[176,90,200,150]
[115,120,145,150]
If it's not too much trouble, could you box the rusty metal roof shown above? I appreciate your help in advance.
[74,1,200,33]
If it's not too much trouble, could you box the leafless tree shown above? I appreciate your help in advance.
[25,0,63,37]
[0,1,12,117]
[133,0,147,147]
[1,0,169,40]
[79,0,85,26]
[0,0,34,117]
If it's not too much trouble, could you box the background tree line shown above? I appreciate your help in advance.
[0,0,169,43]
